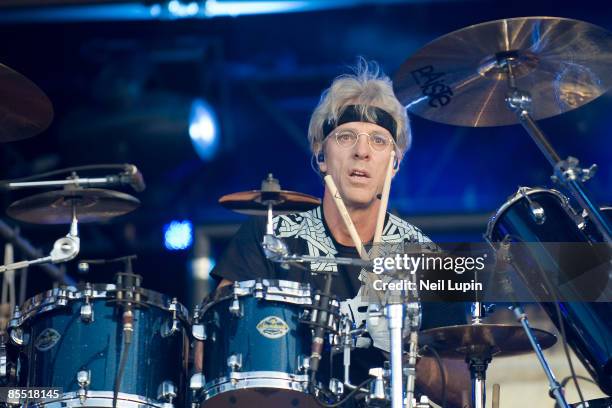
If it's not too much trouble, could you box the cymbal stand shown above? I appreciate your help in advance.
[0,201,80,273]
[467,302,489,408]
[494,241,571,408]
[512,305,571,408]
[501,54,612,243]
[386,303,405,408]
[404,302,421,408]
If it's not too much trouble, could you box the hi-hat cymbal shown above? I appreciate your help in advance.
[418,324,556,358]
[219,190,321,216]
[394,17,612,127]
[0,63,54,142]
[6,188,140,224]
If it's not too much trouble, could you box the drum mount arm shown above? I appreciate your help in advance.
[503,63,612,243]
[0,206,80,274]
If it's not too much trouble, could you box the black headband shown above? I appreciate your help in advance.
[322,105,397,140]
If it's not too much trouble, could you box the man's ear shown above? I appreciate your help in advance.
[314,143,327,174]
[391,154,400,178]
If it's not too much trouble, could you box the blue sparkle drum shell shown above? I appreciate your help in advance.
[486,187,612,395]
[192,279,319,408]
[9,284,190,408]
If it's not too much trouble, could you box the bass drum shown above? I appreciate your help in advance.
[486,187,612,395]
[9,282,190,407]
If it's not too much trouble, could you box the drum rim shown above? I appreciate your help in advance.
[28,390,173,408]
[202,371,310,400]
[10,283,190,328]
[197,279,312,317]
[485,187,569,242]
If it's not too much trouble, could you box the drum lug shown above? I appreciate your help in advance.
[328,378,344,398]
[190,372,205,390]
[80,304,94,323]
[57,288,68,306]
[192,324,206,341]
[518,187,546,225]
[80,284,94,323]
[77,369,91,403]
[298,354,310,373]
[189,373,205,403]
[0,342,7,378]
[227,353,242,372]
[162,298,181,338]
[229,297,242,317]
[157,380,177,404]
[254,281,265,299]
[9,327,28,346]
[367,367,387,404]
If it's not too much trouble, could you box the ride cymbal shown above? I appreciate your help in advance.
[394,17,612,127]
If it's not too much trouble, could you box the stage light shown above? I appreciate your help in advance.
[189,98,220,161]
[204,0,310,17]
[164,220,194,250]
[167,0,201,18]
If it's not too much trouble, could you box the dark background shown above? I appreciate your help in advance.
[0,0,610,308]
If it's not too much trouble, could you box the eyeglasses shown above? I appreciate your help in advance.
[333,129,394,152]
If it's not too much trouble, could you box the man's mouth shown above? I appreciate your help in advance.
[349,169,371,179]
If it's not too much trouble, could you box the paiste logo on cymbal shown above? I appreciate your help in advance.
[256,316,289,339]
[411,65,454,108]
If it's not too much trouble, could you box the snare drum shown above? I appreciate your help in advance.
[8,283,190,407]
[191,279,323,408]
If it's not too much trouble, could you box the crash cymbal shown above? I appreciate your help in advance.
[0,63,54,142]
[6,188,140,224]
[219,190,321,216]
[394,17,612,127]
[418,323,556,358]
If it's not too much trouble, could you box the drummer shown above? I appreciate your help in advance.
[209,58,470,407]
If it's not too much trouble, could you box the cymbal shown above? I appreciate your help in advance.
[6,188,140,224]
[418,323,556,358]
[394,17,612,127]
[0,63,54,142]
[219,190,321,216]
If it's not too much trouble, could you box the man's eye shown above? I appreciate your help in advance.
[372,135,388,145]
[338,133,354,142]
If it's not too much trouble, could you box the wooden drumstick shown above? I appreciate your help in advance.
[324,175,368,260]
[374,150,395,244]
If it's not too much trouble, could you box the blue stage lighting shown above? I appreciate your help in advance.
[164,220,194,250]
[189,99,219,161]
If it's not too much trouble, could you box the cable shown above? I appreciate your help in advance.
[504,234,586,406]
[314,377,373,408]
[113,306,134,408]
[113,339,130,408]
[0,164,129,184]
[554,301,587,405]
[421,345,446,408]
[561,375,596,387]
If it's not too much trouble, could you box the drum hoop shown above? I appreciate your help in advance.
[484,187,569,242]
[198,279,312,317]
[10,284,190,328]
[203,371,309,399]
[27,390,173,408]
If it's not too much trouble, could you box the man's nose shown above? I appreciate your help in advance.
[353,134,370,159]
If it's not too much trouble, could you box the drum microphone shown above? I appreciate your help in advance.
[121,164,146,193]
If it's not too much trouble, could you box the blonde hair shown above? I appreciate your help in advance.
[308,58,411,161]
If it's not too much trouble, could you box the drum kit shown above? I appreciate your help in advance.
[0,14,611,408]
